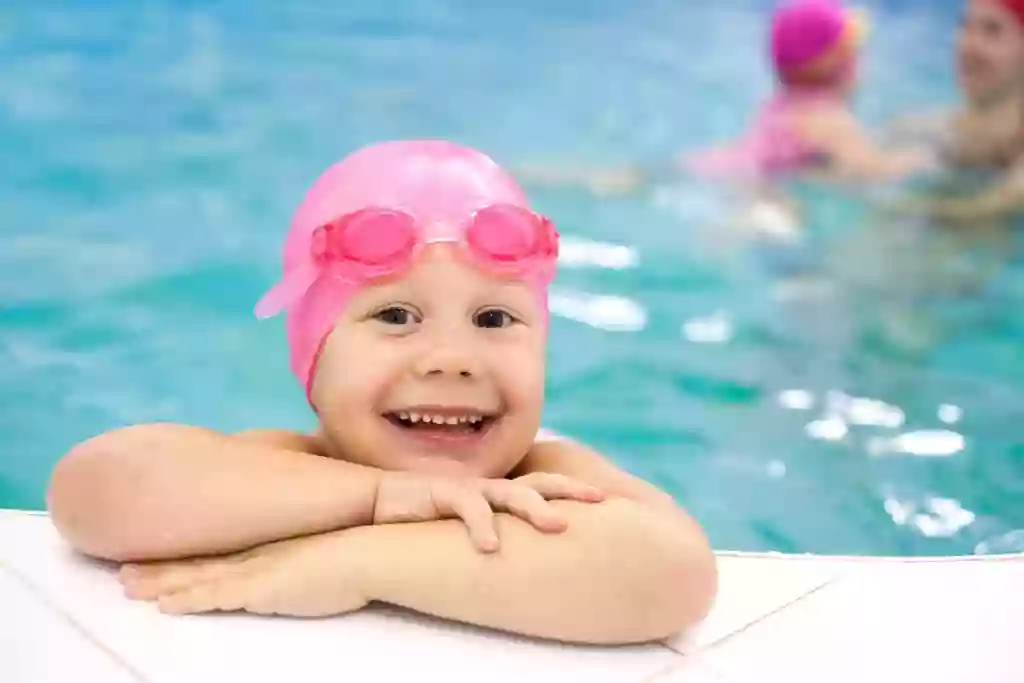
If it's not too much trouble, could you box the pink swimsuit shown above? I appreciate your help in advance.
[686,90,835,181]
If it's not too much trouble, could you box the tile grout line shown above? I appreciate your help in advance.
[644,567,865,681]
[696,568,857,656]
[663,563,862,660]
[2,559,153,683]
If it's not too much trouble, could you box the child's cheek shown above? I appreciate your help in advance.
[503,347,546,413]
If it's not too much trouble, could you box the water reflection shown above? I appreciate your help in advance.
[777,389,815,411]
[549,290,647,332]
[681,310,733,344]
[843,395,905,429]
[776,387,969,460]
[884,495,976,539]
[868,430,965,459]
[777,390,907,426]
[938,404,964,425]
[780,389,910,444]
[805,416,848,442]
[766,460,787,479]
[557,236,638,270]
[881,430,966,458]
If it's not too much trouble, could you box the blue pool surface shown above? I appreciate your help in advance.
[1,0,1022,555]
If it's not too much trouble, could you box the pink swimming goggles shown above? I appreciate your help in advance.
[254,203,558,320]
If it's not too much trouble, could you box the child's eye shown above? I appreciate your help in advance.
[474,308,516,329]
[374,306,419,326]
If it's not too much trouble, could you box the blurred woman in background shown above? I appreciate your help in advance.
[891,0,1024,222]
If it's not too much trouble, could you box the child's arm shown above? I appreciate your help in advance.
[357,439,718,642]
[124,497,715,644]
[348,498,715,644]
[46,423,380,562]
[47,424,602,562]
[796,109,933,182]
[122,436,717,644]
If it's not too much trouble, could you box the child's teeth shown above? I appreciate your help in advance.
[395,411,489,427]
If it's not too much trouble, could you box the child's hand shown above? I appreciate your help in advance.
[119,530,365,617]
[373,471,604,552]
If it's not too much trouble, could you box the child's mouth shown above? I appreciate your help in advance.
[383,410,498,437]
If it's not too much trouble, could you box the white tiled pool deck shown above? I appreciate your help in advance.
[2,508,1021,682]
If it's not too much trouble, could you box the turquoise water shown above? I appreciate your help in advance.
[2,0,1022,556]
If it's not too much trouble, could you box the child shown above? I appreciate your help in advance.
[46,140,717,645]
[686,0,928,183]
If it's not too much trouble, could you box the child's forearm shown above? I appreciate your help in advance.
[47,423,380,562]
[347,498,717,645]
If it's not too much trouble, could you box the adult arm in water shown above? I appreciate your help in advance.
[894,162,1024,222]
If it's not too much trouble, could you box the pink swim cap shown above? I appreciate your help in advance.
[770,1,866,78]
[997,0,1024,28]
[256,140,550,396]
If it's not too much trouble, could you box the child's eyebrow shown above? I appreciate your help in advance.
[479,283,535,305]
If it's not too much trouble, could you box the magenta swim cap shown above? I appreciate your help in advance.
[770,1,866,76]
[256,140,550,396]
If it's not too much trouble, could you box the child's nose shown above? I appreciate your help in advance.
[413,342,481,380]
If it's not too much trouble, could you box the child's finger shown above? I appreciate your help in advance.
[444,490,500,553]
[157,577,249,615]
[486,484,568,533]
[518,473,604,502]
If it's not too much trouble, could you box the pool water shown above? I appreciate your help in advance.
[1,0,1022,556]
